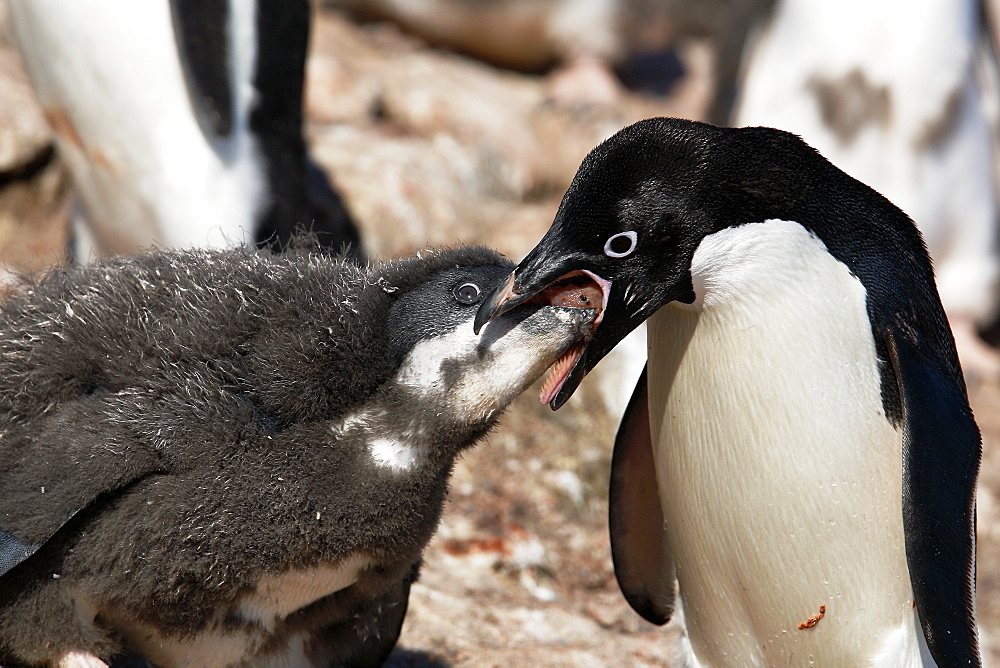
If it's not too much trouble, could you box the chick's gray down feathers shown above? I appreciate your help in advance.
[0,245,513,665]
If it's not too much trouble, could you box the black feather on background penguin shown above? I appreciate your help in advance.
[0,244,596,666]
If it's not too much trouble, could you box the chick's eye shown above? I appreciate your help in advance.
[604,231,638,258]
[453,281,482,304]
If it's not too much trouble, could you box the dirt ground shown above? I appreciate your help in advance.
[0,5,996,665]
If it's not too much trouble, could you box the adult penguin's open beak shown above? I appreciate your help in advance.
[475,249,640,410]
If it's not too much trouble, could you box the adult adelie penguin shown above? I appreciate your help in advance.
[0,246,595,665]
[7,0,360,258]
[476,117,982,665]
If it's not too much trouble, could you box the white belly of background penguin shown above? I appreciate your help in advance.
[0,246,597,666]
[476,117,982,666]
[8,0,259,252]
[7,0,360,258]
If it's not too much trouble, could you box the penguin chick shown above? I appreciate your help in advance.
[7,0,361,259]
[0,245,596,666]
[477,117,982,666]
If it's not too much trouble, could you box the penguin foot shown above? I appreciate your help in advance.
[57,651,109,668]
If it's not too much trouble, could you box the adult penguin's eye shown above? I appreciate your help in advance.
[604,231,638,258]
[453,282,482,304]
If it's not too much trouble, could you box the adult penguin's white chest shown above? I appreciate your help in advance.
[646,220,927,666]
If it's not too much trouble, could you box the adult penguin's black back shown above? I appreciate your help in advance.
[477,117,982,666]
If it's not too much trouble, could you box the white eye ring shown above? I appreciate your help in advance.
[604,231,638,258]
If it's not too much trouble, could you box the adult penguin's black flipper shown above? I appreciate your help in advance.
[0,402,164,579]
[886,327,981,666]
[609,366,675,625]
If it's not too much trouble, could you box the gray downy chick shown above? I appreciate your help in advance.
[0,245,596,666]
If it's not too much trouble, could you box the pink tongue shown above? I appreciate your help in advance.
[539,343,584,404]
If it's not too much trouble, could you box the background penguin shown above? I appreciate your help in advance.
[7,0,361,259]
[731,0,1000,376]
[0,245,595,666]
[475,117,982,665]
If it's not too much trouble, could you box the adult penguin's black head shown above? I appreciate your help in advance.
[475,117,846,408]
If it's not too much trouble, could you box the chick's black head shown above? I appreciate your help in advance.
[386,263,514,368]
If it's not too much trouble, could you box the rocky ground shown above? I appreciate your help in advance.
[0,4,997,665]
